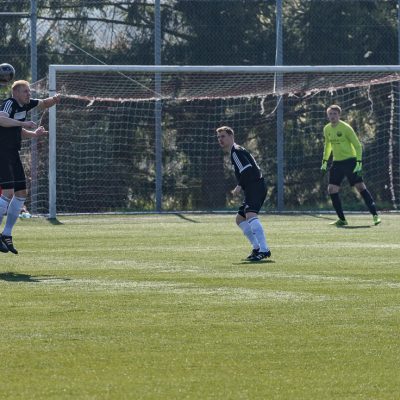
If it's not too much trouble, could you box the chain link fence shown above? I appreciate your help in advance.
[1,0,399,213]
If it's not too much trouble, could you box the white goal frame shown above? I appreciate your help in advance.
[48,64,400,218]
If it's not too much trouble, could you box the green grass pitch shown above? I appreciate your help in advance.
[1,213,400,399]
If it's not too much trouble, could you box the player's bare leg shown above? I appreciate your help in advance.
[1,188,26,254]
[0,190,11,253]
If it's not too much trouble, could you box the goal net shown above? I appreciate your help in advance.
[22,65,400,217]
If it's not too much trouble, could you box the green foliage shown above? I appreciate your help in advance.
[285,0,398,65]
[170,1,276,65]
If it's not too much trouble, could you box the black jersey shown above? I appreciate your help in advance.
[0,98,39,150]
[230,143,263,189]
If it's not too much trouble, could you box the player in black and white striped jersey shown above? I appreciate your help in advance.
[216,125,271,261]
[0,80,61,254]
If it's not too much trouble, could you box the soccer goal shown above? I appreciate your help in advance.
[24,65,400,218]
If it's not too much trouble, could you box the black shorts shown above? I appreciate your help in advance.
[329,158,363,187]
[238,178,267,217]
[0,149,27,191]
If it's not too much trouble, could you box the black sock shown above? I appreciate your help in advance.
[360,189,377,215]
[330,193,345,220]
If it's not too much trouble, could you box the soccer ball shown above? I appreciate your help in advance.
[0,63,15,83]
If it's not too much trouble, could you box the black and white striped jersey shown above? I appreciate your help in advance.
[0,97,39,150]
[230,143,263,189]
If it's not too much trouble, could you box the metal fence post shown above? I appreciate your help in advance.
[30,0,38,214]
[155,0,162,212]
[275,0,284,212]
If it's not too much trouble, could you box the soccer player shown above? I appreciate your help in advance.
[321,104,381,226]
[216,126,271,261]
[0,80,61,254]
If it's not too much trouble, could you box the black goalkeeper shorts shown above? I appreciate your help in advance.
[0,148,27,191]
[238,178,267,217]
[329,158,363,187]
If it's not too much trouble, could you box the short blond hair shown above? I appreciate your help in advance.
[216,125,234,135]
[12,80,30,91]
[327,105,342,114]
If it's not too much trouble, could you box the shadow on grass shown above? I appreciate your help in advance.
[174,213,200,223]
[310,214,374,228]
[47,218,63,225]
[341,225,371,229]
[309,214,335,221]
[234,259,276,265]
[0,272,71,283]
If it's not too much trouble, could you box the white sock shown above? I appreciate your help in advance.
[248,217,269,252]
[238,220,259,249]
[0,195,11,226]
[3,196,25,236]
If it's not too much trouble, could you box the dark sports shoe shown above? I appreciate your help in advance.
[0,236,9,253]
[329,218,348,227]
[248,250,271,262]
[373,215,381,226]
[246,248,260,260]
[1,234,18,254]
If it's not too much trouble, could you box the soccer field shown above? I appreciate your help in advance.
[1,213,400,399]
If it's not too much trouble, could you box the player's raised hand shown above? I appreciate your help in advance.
[52,94,61,104]
[42,94,61,109]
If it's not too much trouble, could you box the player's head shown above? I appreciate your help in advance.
[216,126,235,151]
[12,80,31,105]
[327,104,341,124]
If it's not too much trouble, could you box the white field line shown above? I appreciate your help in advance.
[274,242,400,249]
[38,278,329,303]
[27,257,400,289]
[34,242,400,254]
[107,260,400,288]
[382,306,400,315]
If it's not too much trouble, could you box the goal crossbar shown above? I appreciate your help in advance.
[49,65,400,74]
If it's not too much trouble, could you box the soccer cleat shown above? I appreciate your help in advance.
[373,215,381,226]
[0,237,9,253]
[246,248,260,260]
[1,234,18,254]
[248,250,271,262]
[329,219,348,226]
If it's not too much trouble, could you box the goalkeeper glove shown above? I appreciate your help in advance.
[321,160,328,174]
[353,160,362,176]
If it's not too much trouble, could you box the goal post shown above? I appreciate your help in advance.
[41,64,400,218]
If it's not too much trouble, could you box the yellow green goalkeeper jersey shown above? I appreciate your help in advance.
[322,120,362,161]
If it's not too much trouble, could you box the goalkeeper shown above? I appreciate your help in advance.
[321,105,381,226]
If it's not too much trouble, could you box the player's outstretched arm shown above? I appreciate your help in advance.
[0,114,37,129]
[38,94,61,110]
